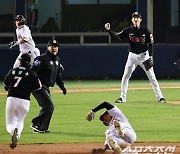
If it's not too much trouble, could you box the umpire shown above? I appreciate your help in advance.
[30,39,67,133]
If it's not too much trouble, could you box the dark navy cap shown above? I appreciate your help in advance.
[132,12,142,18]
[47,39,59,47]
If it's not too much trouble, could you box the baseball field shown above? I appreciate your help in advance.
[0,79,180,153]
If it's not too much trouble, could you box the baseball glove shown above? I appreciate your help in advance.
[86,110,95,121]
[8,41,17,49]
[143,57,153,71]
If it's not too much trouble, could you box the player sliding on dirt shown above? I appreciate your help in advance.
[86,102,136,153]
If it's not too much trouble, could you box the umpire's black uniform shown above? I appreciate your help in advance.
[31,39,66,132]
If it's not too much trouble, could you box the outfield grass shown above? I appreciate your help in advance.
[0,80,180,144]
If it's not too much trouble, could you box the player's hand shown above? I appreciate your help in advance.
[60,86,67,95]
[86,110,95,121]
[8,41,17,49]
[104,23,110,31]
[60,64,64,71]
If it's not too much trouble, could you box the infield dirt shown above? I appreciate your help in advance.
[0,142,180,153]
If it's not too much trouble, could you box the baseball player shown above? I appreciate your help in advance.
[3,53,42,149]
[105,12,166,103]
[8,15,40,68]
[86,101,136,153]
[30,39,67,133]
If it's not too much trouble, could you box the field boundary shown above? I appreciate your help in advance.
[0,85,180,95]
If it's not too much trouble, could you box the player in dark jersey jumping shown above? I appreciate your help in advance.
[105,12,166,103]
[4,53,42,149]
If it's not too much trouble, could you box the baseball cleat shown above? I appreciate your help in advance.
[113,120,124,137]
[158,98,167,103]
[10,128,18,149]
[115,98,124,103]
[107,137,122,153]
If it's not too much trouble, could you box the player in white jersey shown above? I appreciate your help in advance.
[8,15,40,68]
[86,102,136,153]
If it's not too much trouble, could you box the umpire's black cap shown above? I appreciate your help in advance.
[47,39,59,47]
[19,53,31,64]
[132,12,142,18]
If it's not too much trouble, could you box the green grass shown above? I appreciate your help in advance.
[0,80,180,144]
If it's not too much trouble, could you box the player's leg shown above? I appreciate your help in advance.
[117,52,137,103]
[113,120,124,137]
[138,51,166,102]
[106,134,122,153]
[15,98,30,138]
[6,97,19,149]
[143,66,165,101]
[6,97,18,135]
[113,120,136,144]
[13,53,23,68]
[31,87,54,131]
[28,48,40,66]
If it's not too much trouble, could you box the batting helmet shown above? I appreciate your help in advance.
[19,53,31,65]
[132,12,142,19]
[15,15,25,25]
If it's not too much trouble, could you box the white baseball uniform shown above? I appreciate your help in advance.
[104,106,136,146]
[121,51,164,102]
[13,25,40,68]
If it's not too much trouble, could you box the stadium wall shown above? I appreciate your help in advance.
[0,44,180,80]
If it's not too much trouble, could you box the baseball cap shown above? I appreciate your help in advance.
[99,111,109,121]
[19,53,31,64]
[132,12,142,18]
[47,39,59,47]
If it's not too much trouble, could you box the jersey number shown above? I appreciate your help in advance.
[14,76,22,87]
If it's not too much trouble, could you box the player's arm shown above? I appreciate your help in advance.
[30,71,42,91]
[8,38,27,49]
[104,23,121,40]
[9,26,29,49]
[3,70,12,91]
[31,57,42,73]
[56,63,67,95]
[146,27,154,57]
[92,101,114,112]
[86,102,114,121]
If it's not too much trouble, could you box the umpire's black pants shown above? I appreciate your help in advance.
[32,86,54,131]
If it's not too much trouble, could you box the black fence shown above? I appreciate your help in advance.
[0,44,180,80]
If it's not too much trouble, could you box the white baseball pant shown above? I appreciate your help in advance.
[120,51,164,102]
[13,47,40,68]
[6,97,30,138]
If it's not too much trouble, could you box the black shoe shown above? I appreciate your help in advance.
[30,124,44,133]
[159,98,167,103]
[30,124,39,130]
[115,98,123,103]
[33,129,50,133]
[10,128,18,149]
